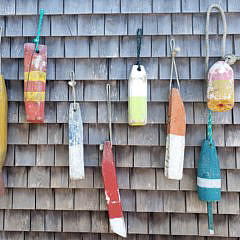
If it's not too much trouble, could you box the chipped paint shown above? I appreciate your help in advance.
[24,43,47,123]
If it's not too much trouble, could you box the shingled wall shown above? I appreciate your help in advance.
[1,0,240,239]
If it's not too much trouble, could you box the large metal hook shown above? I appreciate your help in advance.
[68,71,77,111]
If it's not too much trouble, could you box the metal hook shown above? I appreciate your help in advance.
[136,28,143,71]
[68,71,77,111]
[106,84,112,145]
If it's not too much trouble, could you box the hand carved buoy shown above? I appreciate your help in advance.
[128,65,147,126]
[24,43,47,123]
[197,140,221,234]
[207,61,234,112]
[165,88,186,180]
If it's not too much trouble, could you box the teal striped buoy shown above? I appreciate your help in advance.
[197,139,221,234]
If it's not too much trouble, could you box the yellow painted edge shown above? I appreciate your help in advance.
[24,71,46,82]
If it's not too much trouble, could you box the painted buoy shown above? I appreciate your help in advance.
[207,61,234,112]
[69,103,84,180]
[128,65,147,126]
[165,88,186,180]
[197,139,221,234]
[24,43,47,123]
[0,74,7,195]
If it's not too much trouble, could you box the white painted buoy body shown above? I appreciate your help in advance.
[69,103,84,180]
[128,65,147,126]
[165,88,186,180]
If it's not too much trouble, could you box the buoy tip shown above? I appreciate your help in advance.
[209,229,214,235]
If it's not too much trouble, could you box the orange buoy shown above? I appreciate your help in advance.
[207,60,234,112]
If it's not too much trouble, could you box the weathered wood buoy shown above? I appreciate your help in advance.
[128,29,147,126]
[197,139,221,234]
[68,72,84,180]
[207,60,234,112]
[0,26,7,195]
[24,10,47,123]
[102,84,126,238]
[165,39,186,180]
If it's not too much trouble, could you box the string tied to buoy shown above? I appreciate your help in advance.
[33,9,44,53]
[164,39,186,180]
[68,71,77,111]
[136,28,143,71]
[169,39,180,91]
[106,84,113,146]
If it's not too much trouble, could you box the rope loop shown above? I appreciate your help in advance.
[205,4,226,145]
[68,71,77,111]
[34,9,44,53]
[136,28,143,71]
[106,84,112,145]
[169,39,180,91]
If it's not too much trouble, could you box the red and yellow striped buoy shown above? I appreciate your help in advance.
[24,43,47,123]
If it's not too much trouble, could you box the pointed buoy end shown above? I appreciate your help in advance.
[110,217,127,238]
[0,173,5,196]
[209,229,214,235]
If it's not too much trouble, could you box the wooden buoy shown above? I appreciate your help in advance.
[128,65,147,126]
[68,71,84,180]
[0,26,7,195]
[207,61,234,112]
[197,139,221,234]
[102,84,126,238]
[165,39,186,180]
[128,29,147,126]
[165,88,186,180]
[24,43,47,123]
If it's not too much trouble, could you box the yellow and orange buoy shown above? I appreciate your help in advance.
[207,60,234,112]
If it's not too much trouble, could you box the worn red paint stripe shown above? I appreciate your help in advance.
[102,141,123,219]
[24,81,45,92]
[25,101,45,123]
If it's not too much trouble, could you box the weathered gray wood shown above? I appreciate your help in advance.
[8,167,27,188]
[90,37,119,58]
[172,14,192,34]
[0,232,24,240]
[16,0,37,15]
[64,0,92,14]
[45,37,64,58]
[7,80,24,101]
[198,214,228,237]
[136,190,163,212]
[65,37,89,58]
[45,102,56,123]
[217,147,236,169]
[180,169,197,191]
[56,59,74,80]
[228,0,240,12]
[150,147,165,168]
[143,15,158,35]
[182,0,199,12]
[229,215,240,237]
[55,189,73,210]
[131,168,155,190]
[5,210,30,231]
[57,102,68,123]
[227,170,240,191]
[76,59,108,80]
[200,0,227,12]
[149,213,170,234]
[105,15,127,35]
[152,36,166,57]
[1,37,10,57]
[78,15,104,36]
[51,167,68,188]
[186,191,207,213]
[15,145,36,166]
[121,0,151,13]
[171,213,198,235]
[0,188,12,209]
[89,124,108,145]
[75,189,99,210]
[39,0,63,14]
[134,146,151,168]
[4,145,14,166]
[28,167,50,188]
[12,189,35,209]
[186,125,206,146]
[128,125,159,145]
[49,81,68,101]
[48,124,63,144]
[69,167,93,188]
[164,191,185,213]
[112,124,128,145]
[29,125,47,144]
[10,37,26,58]
[0,0,15,15]
[193,13,217,34]
[218,192,239,214]
[153,0,181,13]
[128,212,148,234]
[63,211,91,232]
[91,212,109,233]
[120,189,135,211]
[6,16,22,36]
[26,232,54,240]
[69,81,83,101]
[226,126,240,147]
[55,145,68,166]
[36,189,54,210]
[116,168,129,189]
[84,145,98,167]
[45,210,61,232]
[31,211,44,232]
[116,146,133,167]
[2,59,18,80]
